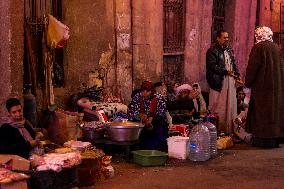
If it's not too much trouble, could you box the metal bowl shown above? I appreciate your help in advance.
[106,120,144,142]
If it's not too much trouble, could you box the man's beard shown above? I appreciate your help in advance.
[13,116,24,122]
[223,41,229,48]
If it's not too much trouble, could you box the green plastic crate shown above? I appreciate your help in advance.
[131,150,168,166]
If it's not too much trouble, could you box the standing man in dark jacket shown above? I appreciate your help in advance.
[245,26,284,148]
[206,30,240,135]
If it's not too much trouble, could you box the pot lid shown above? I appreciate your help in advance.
[107,119,144,127]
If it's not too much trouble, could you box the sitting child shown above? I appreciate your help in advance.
[233,87,252,143]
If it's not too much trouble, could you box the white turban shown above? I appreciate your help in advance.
[175,84,192,95]
[255,26,273,44]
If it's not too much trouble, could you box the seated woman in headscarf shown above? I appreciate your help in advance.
[192,83,207,115]
[167,84,197,124]
[128,81,168,152]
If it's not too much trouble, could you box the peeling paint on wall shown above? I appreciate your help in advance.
[188,28,197,41]
[117,13,131,31]
[117,33,130,50]
[186,28,198,50]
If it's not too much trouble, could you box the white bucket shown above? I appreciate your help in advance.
[167,136,189,160]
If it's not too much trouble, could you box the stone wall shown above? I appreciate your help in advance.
[184,0,213,92]
[114,0,133,103]
[2,0,282,114]
[132,0,163,88]
[57,0,115,107]
[258,0,282,31]
[0,0,24,116]
[225,0,257,79]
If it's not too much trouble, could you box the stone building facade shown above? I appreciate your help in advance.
[0,0,283,116]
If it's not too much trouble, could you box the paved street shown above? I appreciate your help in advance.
[81,144,284,189]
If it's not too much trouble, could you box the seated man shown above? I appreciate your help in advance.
[167,84,197,124]
[128,81,168,152]
[0,98,40,159]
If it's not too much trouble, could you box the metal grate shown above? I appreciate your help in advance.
[163,0,185,86]
[163,0,185,53]
[163,54,184,86]
[211,0,226,43]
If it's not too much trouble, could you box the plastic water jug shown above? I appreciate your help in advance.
[203,117,218,157]
[188,122,210,161]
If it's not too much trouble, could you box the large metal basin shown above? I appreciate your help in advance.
[106,120,144,142]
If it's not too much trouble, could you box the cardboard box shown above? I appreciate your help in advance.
[0,180,28,189]
[0,155,30,171]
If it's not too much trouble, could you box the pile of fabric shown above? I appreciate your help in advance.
[30,150,81,172]
[0,168,29,184]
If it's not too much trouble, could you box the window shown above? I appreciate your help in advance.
[163,0,185,53]
[163,0,185,85]
[211,0,226,43]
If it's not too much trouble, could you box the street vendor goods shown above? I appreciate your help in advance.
[77,97,128,117]
[0,168,29,184]
[188,123,210,161]
[217,136,234,150]
[64,140,92,151]
[77,150,105,186]
[81,121,106,141]
[47,14,69,49]
[169,124,190,137]
[30,151,81,172]
[106,120,144,141]
[48,109,82,145]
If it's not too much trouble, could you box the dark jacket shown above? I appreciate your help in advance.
[245,41,284,138]
[0,121,36,159]
[206,43,239,91]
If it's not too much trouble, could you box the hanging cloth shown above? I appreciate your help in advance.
[47,14,70,49]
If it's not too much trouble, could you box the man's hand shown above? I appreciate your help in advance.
[145,117,153,130]
[189,90,200,99]
[227,70,234,77]
[235,78,245,86]
[29,140,40,147]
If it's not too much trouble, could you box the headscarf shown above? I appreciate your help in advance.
[140,81,157,117]
[255,26,273,44]
[141,81,155,92]
[192,82,201,93]
[3,117,34,142]
[175,84,192,96]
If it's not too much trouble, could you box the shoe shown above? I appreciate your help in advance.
[233,125,252,144]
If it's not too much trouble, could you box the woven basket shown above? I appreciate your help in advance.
[29,167,78,189]
[77,158,101,186]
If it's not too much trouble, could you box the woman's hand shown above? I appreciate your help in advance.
[140,113,147,123]
[145,117,153,130]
